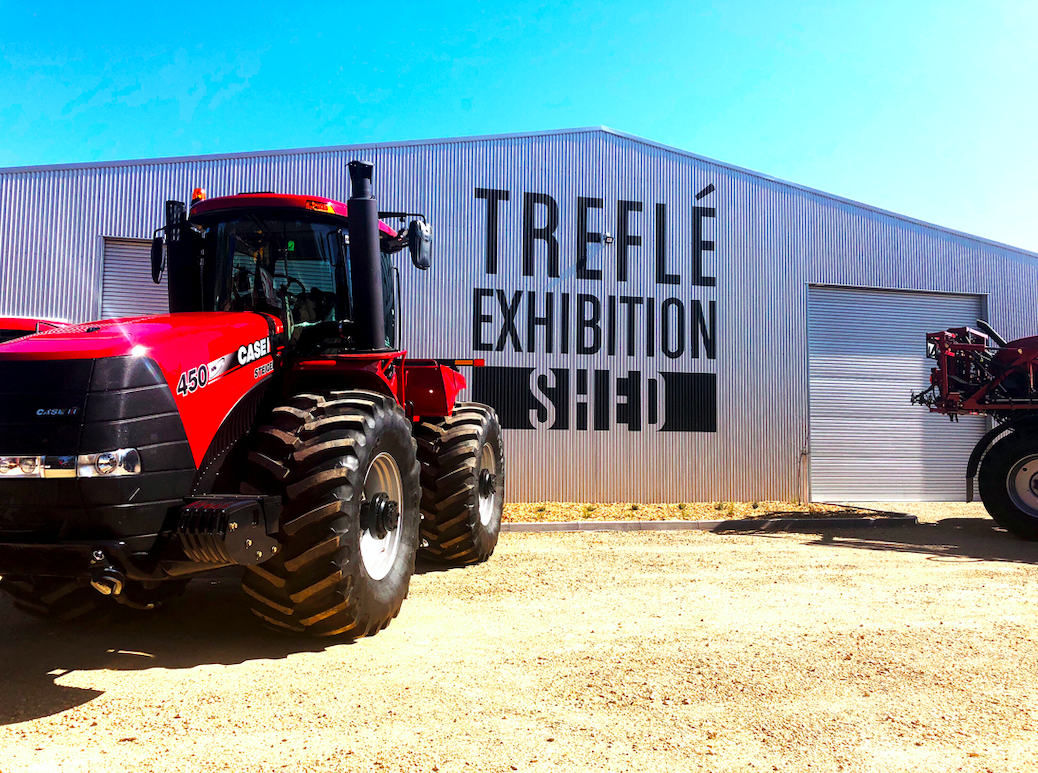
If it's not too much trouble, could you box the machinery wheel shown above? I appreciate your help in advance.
[0,576,190,622]
[414,403,505,565]
[240,390,420,637]
[978,431,1038,540]
[0,576,103,621]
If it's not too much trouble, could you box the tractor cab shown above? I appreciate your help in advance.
[153,162,431,355]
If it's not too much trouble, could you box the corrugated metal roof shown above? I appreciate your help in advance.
[2,126,1035,260]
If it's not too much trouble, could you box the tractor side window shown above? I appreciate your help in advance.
[381,250,397,348]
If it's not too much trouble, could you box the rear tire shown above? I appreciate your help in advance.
[240,390,420,637]
[978,431,1038,540]
[414,403,505,565]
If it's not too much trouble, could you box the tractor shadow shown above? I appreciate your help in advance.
[0,557,476,724]
[738,510,1038,566]
[0,556,474,724]
[0,567,327,724]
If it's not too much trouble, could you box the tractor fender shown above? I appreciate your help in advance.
[966,415,1038,500]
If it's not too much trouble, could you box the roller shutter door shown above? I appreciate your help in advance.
[809,286,987,501]
[101,238,168,318]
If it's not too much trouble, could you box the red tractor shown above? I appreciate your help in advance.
[0,316,66,344]
[0,161,505,637]
[913,319,1038,539]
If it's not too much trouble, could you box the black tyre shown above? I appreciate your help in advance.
[0,576,190,622]
[414,403,505,565]
[0,576,102,621]
[978,431,1038,540]
[240,390,420,637]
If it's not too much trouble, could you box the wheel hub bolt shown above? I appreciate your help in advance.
[362,493,400,540]
[479,469,497,498]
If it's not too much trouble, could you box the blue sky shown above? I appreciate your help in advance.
[2,1,1036,250]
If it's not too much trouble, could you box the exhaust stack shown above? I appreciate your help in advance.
[347,161,386,351]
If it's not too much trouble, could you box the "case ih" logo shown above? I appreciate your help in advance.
[237,337,271,366]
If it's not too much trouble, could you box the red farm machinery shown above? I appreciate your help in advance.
[0,161,505,637]
[0,317,66,344]
[913,320,1038,539]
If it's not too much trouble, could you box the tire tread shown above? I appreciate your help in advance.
[414,402,504,565]
[241,390,420,638]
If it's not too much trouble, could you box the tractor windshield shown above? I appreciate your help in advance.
[200,215,352,334]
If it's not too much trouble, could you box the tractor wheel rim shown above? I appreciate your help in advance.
[1007,453,1038,517]
[360,451,404,581]
[477,443,498,528]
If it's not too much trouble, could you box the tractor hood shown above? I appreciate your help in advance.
[0,313,280,362]
[0,313,283,467]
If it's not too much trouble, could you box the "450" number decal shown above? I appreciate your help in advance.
[176,364,210,396]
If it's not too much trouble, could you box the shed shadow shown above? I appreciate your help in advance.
[740,512,1038,566]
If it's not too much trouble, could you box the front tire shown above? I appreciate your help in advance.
[414,403,505,565]
[240,390,421,637]
[0,576,189,622]
[978,431,1038,540]
[0,576,102,621]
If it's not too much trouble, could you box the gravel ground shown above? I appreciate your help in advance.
[503,501,879,522]
[1,502,1037,772]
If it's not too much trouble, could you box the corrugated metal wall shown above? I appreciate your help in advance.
[2,128,1037,502]
[101,238,168,318]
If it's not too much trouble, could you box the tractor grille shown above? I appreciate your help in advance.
[0,356,196,542]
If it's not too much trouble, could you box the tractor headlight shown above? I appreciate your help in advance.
[0,456,43,478]
[0,450,141,478]
[77,449,141,478]
[95,452,117,475]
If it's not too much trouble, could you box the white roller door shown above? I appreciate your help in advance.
[809,286,987,501]
[101,238,168,318]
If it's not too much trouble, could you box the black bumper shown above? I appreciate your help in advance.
[0,538,152,579]
[0,496,282,579]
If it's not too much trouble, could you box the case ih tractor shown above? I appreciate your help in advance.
[0,317,65,344]
[0,161,505,637]
[913,320,1038,540]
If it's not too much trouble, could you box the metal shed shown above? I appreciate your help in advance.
[2,127,1036,503]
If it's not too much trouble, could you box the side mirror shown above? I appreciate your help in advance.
[407,220,432,270]
[150,236,165,284]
